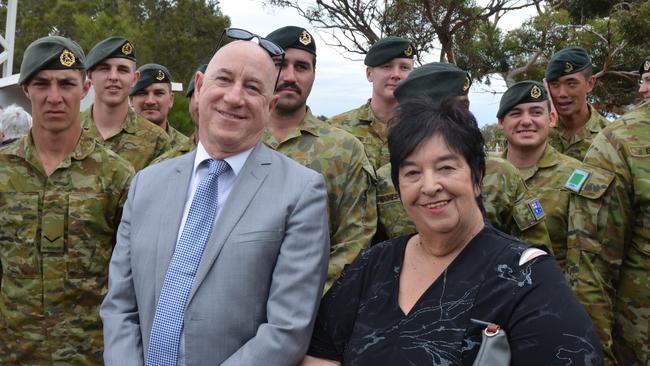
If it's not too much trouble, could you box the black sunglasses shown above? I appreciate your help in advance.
[214,27,286,91]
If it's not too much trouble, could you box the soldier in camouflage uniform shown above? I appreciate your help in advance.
[498,81,621,364]
[569,57,650,365]
[150,64,205,165]
[545,47,609,161]
[264,26,377,288]
[130,63,189,149]
[497,81,615,269]
[0,36,133,364]
[375,63,552,247]
[329,36,416,171]
[82,36,170,171]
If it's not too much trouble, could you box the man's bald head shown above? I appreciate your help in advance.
[195,40,280,159]
[205,41,277,94]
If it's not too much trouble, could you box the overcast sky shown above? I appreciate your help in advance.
[218,0,535,126]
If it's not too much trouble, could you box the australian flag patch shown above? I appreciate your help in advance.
[528,199,545,220]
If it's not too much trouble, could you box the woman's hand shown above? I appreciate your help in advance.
[299,355,341,366]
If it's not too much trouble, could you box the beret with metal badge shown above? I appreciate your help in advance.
[19,35,86,85]
[266,26,316,56]
[545,46,591,81]
[364,36,416,67]
[130,63,172,96]
[497,80,548,118]
[85,36,136,71]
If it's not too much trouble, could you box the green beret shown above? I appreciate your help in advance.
[85,36,136,70]
[545,47,591,81]
[266,26,316,56]
[364,36,415,67]
[639,56,650,76]
[130,63,172,96]
[19,36,85,85]
[186,64,208,98]
[394,62,471,104]
[497,80,548,118]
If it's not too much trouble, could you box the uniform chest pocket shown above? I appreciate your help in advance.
[67,193,115,278]
[0,192,40,278]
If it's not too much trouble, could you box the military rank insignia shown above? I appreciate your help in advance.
[299,30,312,46]
[564,61,573,73]
[59,49,75,67]
[565,168,590,192]
[528,199,545,220]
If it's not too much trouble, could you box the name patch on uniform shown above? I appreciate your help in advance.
[565,169,589,192]
[528,199,545,220]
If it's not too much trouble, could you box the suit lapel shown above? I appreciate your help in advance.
[188,143,271,302]
[155,152,196,296]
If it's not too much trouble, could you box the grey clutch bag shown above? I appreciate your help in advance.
[471,319,511,366]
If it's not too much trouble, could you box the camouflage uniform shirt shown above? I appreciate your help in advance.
[81,105,171,171]
[576,103,650,365]
[503,144,614,270]
[329,99,389,171]
[263,108,377,288]
[150,133,197,165]
[0,132,133,364]
[548,104,610,161]
[376,157,552,248]
[165,122,189,149]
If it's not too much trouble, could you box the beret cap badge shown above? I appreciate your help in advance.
[530,85,542,99]
[155,69,165,81]
[564,61,573,73]
[122,42,133,56]
[59,49,76,67]
[463,76,471,92]
[299,30,312,46]
[404,45,413,57]
[644,60,650,72]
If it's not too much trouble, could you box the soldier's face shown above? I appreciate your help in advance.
[638,72,650,102]
[23,69,90,134]
[367,58,413,103]
[130,83,174,127]
[274,48,315,114]
[547,73,595,119]
[498,101,556,151]
[196,41,278,158]
[88,58,139,107]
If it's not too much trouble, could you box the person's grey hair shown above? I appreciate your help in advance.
[0,104,32,139]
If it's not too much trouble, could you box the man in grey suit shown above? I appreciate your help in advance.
[101,37,330,366]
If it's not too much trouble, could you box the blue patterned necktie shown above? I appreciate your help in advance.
[147,159,229,366]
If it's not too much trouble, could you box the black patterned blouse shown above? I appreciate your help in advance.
[308,225,603,366]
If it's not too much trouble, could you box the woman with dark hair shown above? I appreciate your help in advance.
[301,98,602,366]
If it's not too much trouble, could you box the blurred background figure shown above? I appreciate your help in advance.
[0,104,32,146]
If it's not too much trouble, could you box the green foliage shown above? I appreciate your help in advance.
[168,94,195,137]
[480,123,505,151]
[1,0,229,92]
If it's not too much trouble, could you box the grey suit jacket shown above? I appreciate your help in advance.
[101,142,330,366]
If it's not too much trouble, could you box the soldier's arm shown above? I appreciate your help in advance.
[152,131,172,161]
[566,131,631,366]
[376,164,416,240]
[326,144,377,290]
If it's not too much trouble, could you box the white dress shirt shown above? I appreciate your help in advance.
[176,141,253,365]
